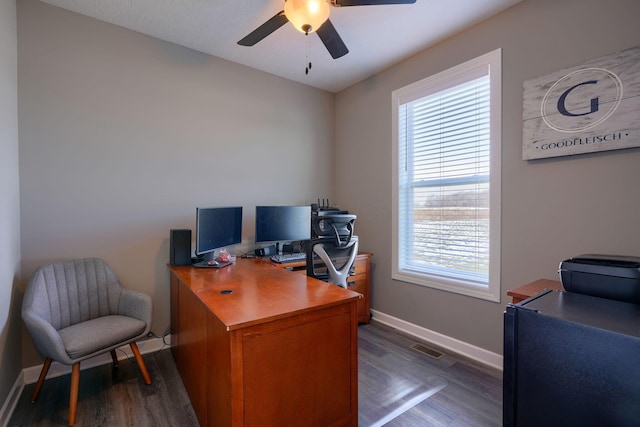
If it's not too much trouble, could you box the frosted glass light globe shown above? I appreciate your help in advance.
[284,0,330,34]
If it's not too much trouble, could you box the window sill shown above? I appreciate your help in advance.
[392,269,500,302]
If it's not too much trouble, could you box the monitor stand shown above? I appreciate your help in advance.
[193,260,232,268]
[193,252,232,268]
[276,242,295,255]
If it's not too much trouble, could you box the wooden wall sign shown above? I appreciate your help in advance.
[522,46,640,160]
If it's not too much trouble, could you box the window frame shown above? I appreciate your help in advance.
[391,49,502,302]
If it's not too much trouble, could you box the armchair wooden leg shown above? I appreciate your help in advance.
[110,350,119,368]
[31,357,52,403]
[129,342,152,385]
[68,363,80,426]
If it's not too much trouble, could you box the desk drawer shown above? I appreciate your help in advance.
[353,257,369,275]
[347,274,370,323]
[347,274,367,294]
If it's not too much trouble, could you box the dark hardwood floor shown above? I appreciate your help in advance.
[9,321,502,426]
[9,343,198,427]
[359,322,502,426]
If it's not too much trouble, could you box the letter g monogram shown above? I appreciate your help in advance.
[541,68,622,133]
[557,80,599,117]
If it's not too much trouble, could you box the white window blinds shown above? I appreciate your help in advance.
[392,49,501,302]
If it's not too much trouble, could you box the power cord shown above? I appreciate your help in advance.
[146,325,171,348]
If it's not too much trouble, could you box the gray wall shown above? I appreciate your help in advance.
[335,0,640,354]
[18,0,335,366]
[0,0,22,412]
[0,0,21,409]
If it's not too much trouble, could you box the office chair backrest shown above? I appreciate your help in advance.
[306,236,359,289]
[313,214,356,247]
[307,214,358,288]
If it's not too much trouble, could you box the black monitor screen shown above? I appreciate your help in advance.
[255,206,311,243]
[195,206,242,256]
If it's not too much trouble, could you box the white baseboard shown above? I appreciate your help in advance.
[22,336,170,385]
[370,309,503,371]
[0,336,169,427]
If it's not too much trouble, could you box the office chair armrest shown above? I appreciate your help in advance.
[118,289,153,329]
[22,310,71,364]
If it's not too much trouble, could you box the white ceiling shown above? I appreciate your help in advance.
[40,0,522,93]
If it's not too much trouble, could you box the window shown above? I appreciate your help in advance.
[392,49,501,302]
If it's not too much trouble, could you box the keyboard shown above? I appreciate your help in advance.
[270,253,307,263]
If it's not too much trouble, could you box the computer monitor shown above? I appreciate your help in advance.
[195,206,242,262]
[255,206,311,249]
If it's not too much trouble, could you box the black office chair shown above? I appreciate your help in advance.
[306,214,358,289]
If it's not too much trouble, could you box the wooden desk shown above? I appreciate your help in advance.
[169,258,360,427]
[507,279,564,304]
[268,253,372,324]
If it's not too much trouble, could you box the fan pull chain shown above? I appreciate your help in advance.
[305,35,312,75]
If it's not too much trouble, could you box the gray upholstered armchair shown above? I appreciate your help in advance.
[21,257,153,426]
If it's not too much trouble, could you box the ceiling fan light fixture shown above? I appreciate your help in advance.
[284,0,330,34]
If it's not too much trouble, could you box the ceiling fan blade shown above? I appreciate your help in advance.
[333,0,416,6]
[316,19,349,59]
[238,11,288,46]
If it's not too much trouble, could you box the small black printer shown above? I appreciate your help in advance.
[559,254,640,304]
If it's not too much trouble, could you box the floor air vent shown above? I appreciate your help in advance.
[411,343,445,359]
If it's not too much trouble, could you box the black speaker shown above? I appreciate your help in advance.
[170,229,192,266]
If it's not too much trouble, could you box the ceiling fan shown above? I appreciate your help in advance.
[238,0,417,60]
